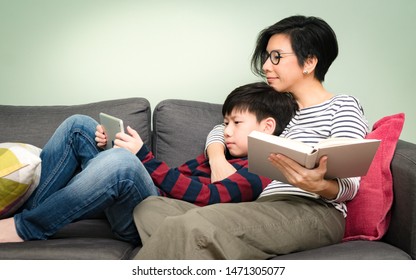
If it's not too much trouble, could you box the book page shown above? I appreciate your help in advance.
[315,137,379,149]
[248,131,381,182]
[247,131,316,183]
[248,131,314,154]
[315,139,381,179]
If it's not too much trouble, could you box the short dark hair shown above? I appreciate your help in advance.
[222,82,298,136]
[251,15,338,82]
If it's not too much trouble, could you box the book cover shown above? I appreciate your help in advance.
[247,131,381,183]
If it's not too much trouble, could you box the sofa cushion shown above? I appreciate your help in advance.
[0,98,152,149]
[0,219,135,260]
[0,143,42,218]
[152,99,223,167]
[272,240,411,260]
[0,238,135,260]
[343,113,405,241]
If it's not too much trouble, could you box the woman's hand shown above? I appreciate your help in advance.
[268,153,339,199]
[95,124,107,149]
[113,126,144,155]
[207,142,236,182]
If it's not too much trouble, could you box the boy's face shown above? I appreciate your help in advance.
[223,109,269,157]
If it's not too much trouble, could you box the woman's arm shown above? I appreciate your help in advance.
[324,96,367,202]
[267,96,367,202]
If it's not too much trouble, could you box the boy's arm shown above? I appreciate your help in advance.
[205,123,237,181]
[138,146,271,205]
[207,143,237,182]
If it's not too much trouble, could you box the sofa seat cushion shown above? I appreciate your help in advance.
[0,219,135,259]
[0,238,135,260]
[271,240,411,260]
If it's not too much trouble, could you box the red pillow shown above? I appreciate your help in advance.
[343,113,405,241]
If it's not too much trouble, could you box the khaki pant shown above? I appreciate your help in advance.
[133,195,345,260]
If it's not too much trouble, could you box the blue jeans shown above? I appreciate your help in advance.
[14,115,158,245]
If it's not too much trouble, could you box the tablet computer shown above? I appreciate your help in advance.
[99,113,125,149]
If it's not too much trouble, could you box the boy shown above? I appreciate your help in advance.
[129,82,297,205]
[132,82,297,255]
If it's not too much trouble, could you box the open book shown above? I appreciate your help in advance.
[247,130,381,183]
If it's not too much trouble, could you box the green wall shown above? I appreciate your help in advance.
[1,0,415,142]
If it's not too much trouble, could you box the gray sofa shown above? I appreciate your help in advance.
[0,97,415,260]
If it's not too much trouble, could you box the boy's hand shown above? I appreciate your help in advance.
[95,124,107,149]
[113,126,144,154]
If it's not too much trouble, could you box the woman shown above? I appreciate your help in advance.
[133,15,368,259]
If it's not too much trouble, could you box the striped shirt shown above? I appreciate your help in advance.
[137,145,272,206]
[205,95,368,217]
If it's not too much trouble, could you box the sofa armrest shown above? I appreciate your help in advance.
[384,139,416,259]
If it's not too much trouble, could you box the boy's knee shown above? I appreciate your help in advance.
[100,148,138,168]
[65,114,95,127]
[59,114,97,137]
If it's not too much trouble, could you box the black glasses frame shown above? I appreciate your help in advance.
[263,50,294,65]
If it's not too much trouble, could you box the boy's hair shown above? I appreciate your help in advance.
[222,82,298,136]
[251,15,338,82]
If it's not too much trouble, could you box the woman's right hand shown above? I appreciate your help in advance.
[207,142,236,182]
[268,153,339,200]
[95,124,107,149]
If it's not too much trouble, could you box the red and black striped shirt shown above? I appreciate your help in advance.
[137,145,271,206]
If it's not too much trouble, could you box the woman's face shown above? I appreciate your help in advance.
[262,34,303,93]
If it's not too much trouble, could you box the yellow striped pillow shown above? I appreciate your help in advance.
[0,143,41,218]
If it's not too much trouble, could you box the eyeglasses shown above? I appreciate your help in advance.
[262,50,295,65]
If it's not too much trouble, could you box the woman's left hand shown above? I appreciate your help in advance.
[268,153,338,199]
[113,126,144,155]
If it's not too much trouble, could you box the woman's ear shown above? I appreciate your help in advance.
[303,55,318,75]
[262,117,276,135]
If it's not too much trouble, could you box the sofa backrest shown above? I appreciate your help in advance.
[152,99,223,167]
[0,98,152,149]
